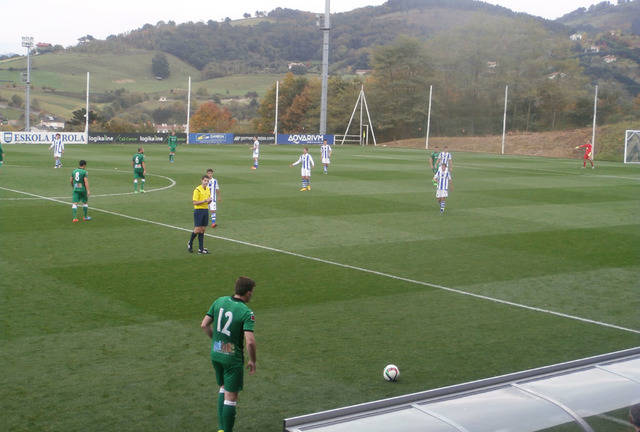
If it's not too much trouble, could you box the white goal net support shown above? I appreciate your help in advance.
[624,130,640,163]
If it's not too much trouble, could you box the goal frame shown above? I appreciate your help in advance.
[624,130,640,164]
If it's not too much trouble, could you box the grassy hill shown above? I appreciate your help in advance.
[0,50,199,93]
[0,51,285,121]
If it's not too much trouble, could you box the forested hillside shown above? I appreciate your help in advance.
[82,0,566,75]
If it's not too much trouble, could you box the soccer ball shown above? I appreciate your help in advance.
[383,364,400,382]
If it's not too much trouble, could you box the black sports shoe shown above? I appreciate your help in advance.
[198,248,210,254]
[187,242,193,253]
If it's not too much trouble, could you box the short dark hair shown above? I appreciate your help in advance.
[631,404,640,427]
[201,175,209,180]
[138,147,143,152]
[207,168,213,173]
[235,277,256,296]
[79,160,87,167]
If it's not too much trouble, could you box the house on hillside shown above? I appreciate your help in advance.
[588,45,600,53]
[158,97,167,102]
[355,69,371,76]
[547,72,567,80]
[486,61,497,72]
[603,55,617,63]
[39,115,65,130]
[570,33,583,41]
[35,42,52,54]
[154,123,185,133]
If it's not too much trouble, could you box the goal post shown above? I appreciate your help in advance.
[624,130,640,163]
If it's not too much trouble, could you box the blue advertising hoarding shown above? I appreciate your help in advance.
[277,134,334,145]
[189,133,234,144]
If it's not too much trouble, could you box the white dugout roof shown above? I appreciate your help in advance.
[283,347,640,432]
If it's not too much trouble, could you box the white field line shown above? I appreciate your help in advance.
[0,168,176,200]
[2,185,639,336]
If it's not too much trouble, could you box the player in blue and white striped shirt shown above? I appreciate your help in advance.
[290,147,315,191]
[206,168,221,228]
[320,139,332,174]
[437,146,452,171]
[251,137,259,170]
[49,133,64,168]
[433,162,452,214]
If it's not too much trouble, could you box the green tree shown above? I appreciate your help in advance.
[368,36,434,140]
[152,53,170,79]
[9,94,23,108]
[66,108,99,131]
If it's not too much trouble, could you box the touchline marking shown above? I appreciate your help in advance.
[3,186,639,336]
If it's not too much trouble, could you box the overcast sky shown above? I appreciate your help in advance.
[0,0,606,54]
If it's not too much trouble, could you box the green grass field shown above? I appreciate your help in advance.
[1,144,639,432]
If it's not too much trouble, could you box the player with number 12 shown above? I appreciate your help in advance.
[201,277,257,432]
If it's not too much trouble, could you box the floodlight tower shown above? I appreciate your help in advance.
[21,36,34,131]
[318,0,330,135]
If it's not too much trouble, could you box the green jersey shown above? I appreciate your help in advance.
[207,296,255,366]
[168,135,178,151]
[71,168,88,191]
[430,151,439,165]
[133,153,145,170]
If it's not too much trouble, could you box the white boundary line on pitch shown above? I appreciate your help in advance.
[2,185,639,336]
[0,168,176,200]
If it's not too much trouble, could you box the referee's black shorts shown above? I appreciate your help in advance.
[193,208,209,227]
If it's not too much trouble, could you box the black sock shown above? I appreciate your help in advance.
[189,232,197,246]
[198,233,204,250]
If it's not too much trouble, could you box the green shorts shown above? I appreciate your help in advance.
[212,360,244,393]
[72,191,88,203]
[133,169,145,179]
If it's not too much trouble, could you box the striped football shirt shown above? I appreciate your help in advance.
[320,144,331,159]
[438,151,452,166]
[208,178,220,203]
[50,138,64,154]
[434,168,451,191]
[293,153,314,170]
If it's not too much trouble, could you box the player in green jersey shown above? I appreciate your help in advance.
[201,277,257,432]
[70,160,91,222]
[132,147,146,193]
[168,131,178,163]
[428,148,439,186]
[0,141,4,166]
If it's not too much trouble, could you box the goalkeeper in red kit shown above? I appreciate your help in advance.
[575,141,594,169]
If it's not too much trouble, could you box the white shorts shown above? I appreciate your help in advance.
[253,151,259,158]
[54,152,62,158]
[436,190,448,198]
[322,158,330,164]
[208,202,217,211]
[301,168,311,177]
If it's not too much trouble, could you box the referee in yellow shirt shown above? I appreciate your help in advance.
[188,175,212,254]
